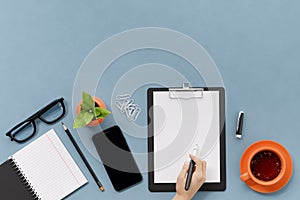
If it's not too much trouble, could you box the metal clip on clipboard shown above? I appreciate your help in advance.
[169,83,204,99]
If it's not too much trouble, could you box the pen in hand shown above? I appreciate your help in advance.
[185,144,199,191]
[61,122,104,191]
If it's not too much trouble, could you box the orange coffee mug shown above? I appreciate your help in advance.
[240,140,293,193]
[240,146,285,186]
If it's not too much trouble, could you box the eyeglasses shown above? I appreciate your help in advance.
[5,98,66,143]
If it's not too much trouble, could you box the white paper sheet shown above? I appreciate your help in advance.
[153,91,221,183]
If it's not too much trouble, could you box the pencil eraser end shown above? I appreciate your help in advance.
[100,186,104,191]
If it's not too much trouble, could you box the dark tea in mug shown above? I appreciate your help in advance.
[250,150,281,182]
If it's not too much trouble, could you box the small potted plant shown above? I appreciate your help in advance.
[73,91,111,128]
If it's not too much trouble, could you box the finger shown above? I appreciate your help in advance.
[189,154,202,166]
[201,160,207,180]
[202,160,207,172]
[178,161,189,181]
[189,154,206,177]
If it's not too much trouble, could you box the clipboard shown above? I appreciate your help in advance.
[148,84,226,191]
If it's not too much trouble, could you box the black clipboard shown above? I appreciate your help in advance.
[147,86,226,192]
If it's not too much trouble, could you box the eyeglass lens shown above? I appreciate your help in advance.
[40,101,65,123]
[11,121,35,142]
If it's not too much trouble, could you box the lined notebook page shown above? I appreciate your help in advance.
[10,129,87,200]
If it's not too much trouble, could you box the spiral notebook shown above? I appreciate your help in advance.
[0,129,87,200]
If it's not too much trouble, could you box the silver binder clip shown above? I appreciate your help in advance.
[169,83,203,99]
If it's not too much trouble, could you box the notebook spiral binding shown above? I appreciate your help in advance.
[9,158,41,200]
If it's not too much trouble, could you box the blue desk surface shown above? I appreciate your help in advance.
[1,1,299,200]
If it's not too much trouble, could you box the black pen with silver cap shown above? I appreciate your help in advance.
[236,111,244,139]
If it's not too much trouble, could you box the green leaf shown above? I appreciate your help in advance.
[80,102,92,111]
[73,112,86,128]
[73,111,95,128]
[83,112,95,123]
[95,107,111,119]
[82,91,95,108]
[94,107,102,117]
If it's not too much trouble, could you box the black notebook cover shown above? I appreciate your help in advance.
[0,160,34,200]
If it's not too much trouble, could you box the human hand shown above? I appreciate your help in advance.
[173,154,207,200]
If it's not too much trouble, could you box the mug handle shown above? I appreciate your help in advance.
[240,172,250,182]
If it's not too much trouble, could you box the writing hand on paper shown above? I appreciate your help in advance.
[173,155,207,200]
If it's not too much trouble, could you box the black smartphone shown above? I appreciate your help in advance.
[92,126,142,192]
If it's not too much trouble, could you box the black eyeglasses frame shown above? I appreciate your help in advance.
[5,97,66,143]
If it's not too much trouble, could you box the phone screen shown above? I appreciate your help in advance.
[92,126,142,191]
